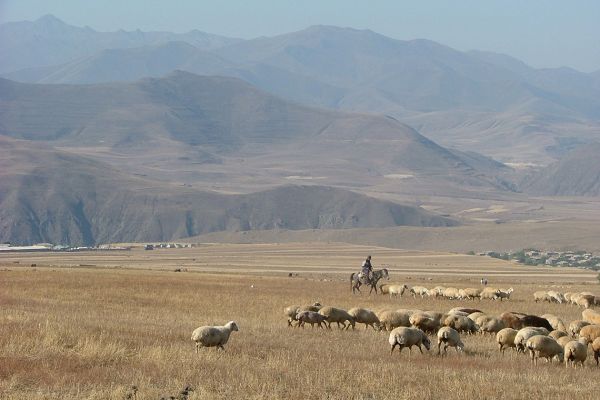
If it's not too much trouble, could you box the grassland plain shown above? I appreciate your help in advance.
[1,243,599,399]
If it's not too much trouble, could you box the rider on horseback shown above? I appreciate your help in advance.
[361,255,373,281]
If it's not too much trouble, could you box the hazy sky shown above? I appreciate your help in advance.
[1,0,599,72]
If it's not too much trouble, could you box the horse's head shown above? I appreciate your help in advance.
[383,268,390,280]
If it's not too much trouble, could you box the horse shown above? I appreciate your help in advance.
[350,268,389,294]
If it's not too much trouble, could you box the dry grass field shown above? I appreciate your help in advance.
[1,243,599,399]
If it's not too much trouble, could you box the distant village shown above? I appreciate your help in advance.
[481,249,600,270]
[0,242,194,253]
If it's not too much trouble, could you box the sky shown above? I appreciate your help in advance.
[1,0,599,72]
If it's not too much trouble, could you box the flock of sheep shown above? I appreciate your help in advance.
[534,290,600,308]
[380,284,514,301]
[190,285,600,369]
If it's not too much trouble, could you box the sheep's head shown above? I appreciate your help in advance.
[227,321,239,332]
[457,340,465,352]
[313,302,322,307]
[422,335,431,351]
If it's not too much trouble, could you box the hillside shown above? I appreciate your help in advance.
[0,73,510,196]
[0,137,456,245]
[519,143,600,196]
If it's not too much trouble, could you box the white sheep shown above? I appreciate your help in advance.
[437,327,464,355]
[389,327,431,356]
[496,288,514,301]
[526,335,564,365]
[410,286,429,298]
[387,284,409,298]
[514,327,549,353]
[564,340,588,368]
[496,328,518,354]
[191,321,239,352]
[378,310,411,331]
[319,306,355,330]
[348,308,380,330]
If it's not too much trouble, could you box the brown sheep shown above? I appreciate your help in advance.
[582,309,600,325]
[578,324,600,344]
[569,320,591,337]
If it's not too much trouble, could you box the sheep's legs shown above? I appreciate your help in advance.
[390,343,397,355]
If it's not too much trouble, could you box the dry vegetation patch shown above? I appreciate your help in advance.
[1,244,599,399]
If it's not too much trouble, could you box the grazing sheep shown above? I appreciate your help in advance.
[496,328,518,354]
[526,335,564,365]
[410,312,440,333]
[564,340,588,368]
[570,293,583,305]
[437,327,464,355]
[577,295,595,309]
[582,309,600,325]
[499,312,524,330]
[549,330,569,340]
[319,306,355,330]
[191,321,239,352]
[556,336,573,348]
[547,290,565,304]
[480,287,501,300]
[514,327,549,353]
[533,291,551,303]
[389,327,431,356]
[378,310,412,331]
[568,320,591,337]
[460,288,482,301]
[387,284,409,298]
[348,308,380,330]
[474,314,494,328]
[431,286,446,296]
[410,286,429,298]
[379,284,391,295]
[578,324,600,344]
[423,311,445,324]
[468,312,487,322]
[479,318,506,335]
[541,314,567,332]
[496,288,514,301]
[520,315,553,331]
[296,311,328,329]
[592,337,600,366]
[284,302,322,327]
[448,310,469,317]
[451,308,482,315]
[442,287,460,299]
[443,315,479,334]
[563,292,573,303]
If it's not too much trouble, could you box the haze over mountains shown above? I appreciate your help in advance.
[3,16,600,164]
[1,15,599,246]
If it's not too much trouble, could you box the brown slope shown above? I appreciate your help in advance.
[519,143,600,196]
[0,72,509,193]
[0,137,456,246]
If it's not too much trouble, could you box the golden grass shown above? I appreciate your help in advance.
[1,243,599,399]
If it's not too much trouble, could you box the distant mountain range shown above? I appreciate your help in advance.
[2,16,599,164]
[1,16,599,245]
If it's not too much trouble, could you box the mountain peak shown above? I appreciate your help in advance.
[35,14,66,25]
